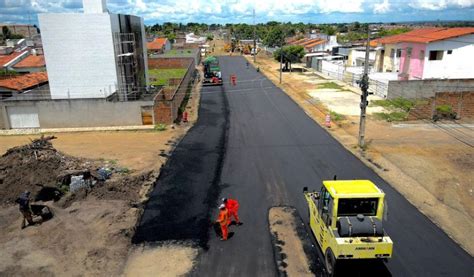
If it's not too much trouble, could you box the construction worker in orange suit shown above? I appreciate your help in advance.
[216,204,229,241]
[223,198,242,226]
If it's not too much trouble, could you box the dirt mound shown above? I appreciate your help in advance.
[0,136,100,206]
[90,171,154,202]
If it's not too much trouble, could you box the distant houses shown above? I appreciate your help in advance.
[305,27,474,107]
[0,0,199,129]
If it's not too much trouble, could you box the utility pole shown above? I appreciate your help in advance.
[279,50,283,84]
[253,8,256,63]
[358,25,371,148]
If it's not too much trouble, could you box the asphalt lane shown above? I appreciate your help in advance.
[191,56,473,276]
[133,81,227,245]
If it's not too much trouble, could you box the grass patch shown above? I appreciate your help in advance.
[373,111,408,122]
[371,97,416,112]
[371,97,422,122]
[330,111,345,121]
[318,82,343,90]
[148,68,187,86]
[162,49,195,57]
[154,124,167,131]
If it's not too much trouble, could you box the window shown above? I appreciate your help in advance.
[429,50,443,60]
[419,50,425,60]
[390,49,395,58]
[319,187,333,227]
[337,198,379,216]
[396,49,402,58]
[447,50,453,54]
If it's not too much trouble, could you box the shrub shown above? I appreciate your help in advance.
[330,111,345,121]
[436,104,452,114]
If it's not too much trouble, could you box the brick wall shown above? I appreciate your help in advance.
[387,79,474,99]
[408,91,474,120]
[153,59,196,124]
[148,57,193,69]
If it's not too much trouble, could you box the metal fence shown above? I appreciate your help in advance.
[316,60,388,98]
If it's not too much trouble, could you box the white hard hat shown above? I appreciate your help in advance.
[219,204,225,209]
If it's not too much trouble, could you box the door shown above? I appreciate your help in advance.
[141,106,153,125]
[402,47,412,78]
[7,106,40,128]
[317,186,333,249]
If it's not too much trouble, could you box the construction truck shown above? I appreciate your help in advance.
[303,179,393,276]
[202,56,223,86]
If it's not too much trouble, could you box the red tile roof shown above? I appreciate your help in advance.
[0,72,48,91]
[305,39,327,48]
[0,51,23,67]
[300,38,322,46]
[147,38,168,51]
[13,55,45,68]
[376,27,474,44]
[290,38,310,45]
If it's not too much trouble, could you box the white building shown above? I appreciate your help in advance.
[422,34,474,79]
[347,47,376,67]
[39,0,148,99]
[309,34,339,52]
[185,33,206,44]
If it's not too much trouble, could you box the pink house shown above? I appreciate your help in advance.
[398,42,426,80]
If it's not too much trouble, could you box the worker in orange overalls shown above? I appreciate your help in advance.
[216,204,229,241]
[223,198,242,226]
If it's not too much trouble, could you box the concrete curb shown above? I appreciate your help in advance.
[0,125,156,136]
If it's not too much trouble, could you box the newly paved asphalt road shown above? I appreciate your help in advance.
[192,56,473,276]
[138,56,473,276]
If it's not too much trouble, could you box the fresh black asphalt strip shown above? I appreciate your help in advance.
[135,56,474,276]
[132,82,229,247]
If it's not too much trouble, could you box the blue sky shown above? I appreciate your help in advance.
[1,0,473,26]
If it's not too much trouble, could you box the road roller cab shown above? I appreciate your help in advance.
[303,179,393,275]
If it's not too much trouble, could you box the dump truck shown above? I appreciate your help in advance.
[202,56,222,86]
[303,179,393,276]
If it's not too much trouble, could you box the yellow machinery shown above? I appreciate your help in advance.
[303,179,393,276]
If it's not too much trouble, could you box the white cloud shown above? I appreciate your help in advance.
[374,0,390,13]
[316,0,364,13]
[1,0,473,24]
[409,0,474,10]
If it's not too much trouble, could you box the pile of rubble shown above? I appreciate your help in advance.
[0,136,145,206]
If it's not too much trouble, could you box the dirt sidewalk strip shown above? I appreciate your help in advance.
[124,242,198,277]
[269,206,317,277]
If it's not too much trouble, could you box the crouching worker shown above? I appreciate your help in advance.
[16,191,34,229]
[216,204,229,241]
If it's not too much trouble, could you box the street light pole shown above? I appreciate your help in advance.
[358,25,371,148]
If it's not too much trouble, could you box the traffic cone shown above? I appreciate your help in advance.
[325,114,331,128]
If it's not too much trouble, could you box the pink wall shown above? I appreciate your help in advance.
[399,42,426,80]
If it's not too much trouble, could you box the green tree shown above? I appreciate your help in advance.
[2,26,11,38]
[273,45,305,71]
[166,33,176,42]
[263,26,285,47]
[322,25,336,36]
